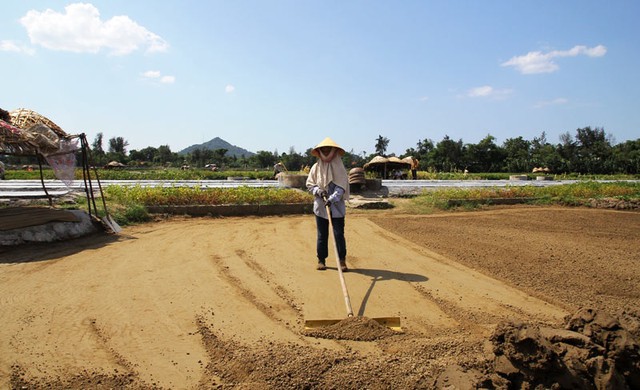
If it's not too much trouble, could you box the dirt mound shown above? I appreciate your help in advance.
[303,316,399,341]
[487,307,640,389]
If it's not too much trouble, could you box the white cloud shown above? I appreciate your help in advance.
[160,75,175,84]
[418,96,429,102]
[466,86,512,99]
[0,40,36,55]
[501,44,607,74]
[142,70,175,84]
[142,70,161,78]
[534,97,568,108]
[468,86,493,97]
[19,3,169,56]
[225,84,235,93]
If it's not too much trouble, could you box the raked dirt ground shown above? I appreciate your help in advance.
[1,205,639,388]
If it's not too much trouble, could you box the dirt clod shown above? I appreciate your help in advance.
[488,307,640,389]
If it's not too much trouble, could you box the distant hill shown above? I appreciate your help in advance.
[178,137,255,158]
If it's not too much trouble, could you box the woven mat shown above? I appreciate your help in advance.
[0,207,80,231]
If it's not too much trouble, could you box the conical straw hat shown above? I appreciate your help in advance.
[311,137,345,157]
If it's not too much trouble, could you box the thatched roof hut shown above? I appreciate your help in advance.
[363,155,411,178]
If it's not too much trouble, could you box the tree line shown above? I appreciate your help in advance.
[378,127,639,175]
[62,127,640,175]
[3,126,638,175]
[401,127,640,175]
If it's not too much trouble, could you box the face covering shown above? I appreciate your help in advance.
[318,148,336,163]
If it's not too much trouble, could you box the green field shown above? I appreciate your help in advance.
[4,168,638,225]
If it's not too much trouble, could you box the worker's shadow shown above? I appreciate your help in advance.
[328,266,428,317]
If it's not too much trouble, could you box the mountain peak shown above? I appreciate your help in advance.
[178,137,255,158]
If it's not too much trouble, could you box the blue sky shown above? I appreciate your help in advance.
[2,1,639,157]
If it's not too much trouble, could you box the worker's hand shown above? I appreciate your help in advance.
[324,198,332,208]
[315,188,328,199]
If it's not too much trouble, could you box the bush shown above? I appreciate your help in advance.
[121,204,151,224]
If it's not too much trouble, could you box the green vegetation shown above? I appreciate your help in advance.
[3,167,279,181]
[113,204,152,225]
[415,170,639,181]
[93,181,638,225]
[91,168,278,181]
[401,181,640,213]
[4,167,638,181]
[104,185,312,206]
[98,185,312,226]
[6,180,635,226]
[407,129,640,175]
[5,169,637,226]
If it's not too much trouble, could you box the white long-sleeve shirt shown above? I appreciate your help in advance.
[310,182,346,219]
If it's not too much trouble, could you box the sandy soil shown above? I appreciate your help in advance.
[1,206,639,388]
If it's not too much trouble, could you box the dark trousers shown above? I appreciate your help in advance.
[315,215,346,261]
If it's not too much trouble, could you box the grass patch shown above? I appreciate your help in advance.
[104,185,312,206]
[115,204,152,225]
[98,185,313,226]
[415,171,640,181]
[13,180,637,226]
[5,167,639,181]
[3,168,281,181]
[406,181,640,212]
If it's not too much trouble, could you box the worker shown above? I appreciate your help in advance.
[410,157,419,180]
[273,161,287,178]
[306,137,350,272]
[0,160,5,180]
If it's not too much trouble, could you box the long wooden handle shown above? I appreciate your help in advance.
[325,202,354,317]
